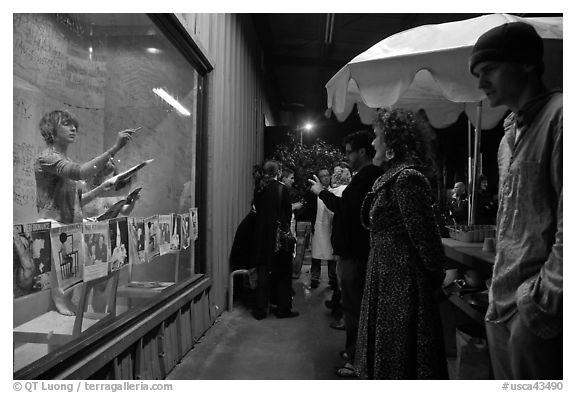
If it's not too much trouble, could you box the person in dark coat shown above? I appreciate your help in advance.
[250,160,298,320]
[448,181,469,225]
[229,209,256,272]
[476,175,498,225]
[355,108,447,379]
[309,131,383,377]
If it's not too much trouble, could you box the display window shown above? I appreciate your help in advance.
[13,13,205,372]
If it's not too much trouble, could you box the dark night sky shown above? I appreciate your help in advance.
[265,110,505,193]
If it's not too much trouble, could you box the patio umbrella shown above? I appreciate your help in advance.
[336,68,510,129]
[326,13,562,224]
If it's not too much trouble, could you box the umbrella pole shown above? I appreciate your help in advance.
[467,120,473,223]
[470,101,483,225]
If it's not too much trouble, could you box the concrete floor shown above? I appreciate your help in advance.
[166,264,348,380]
[166,260,459,380]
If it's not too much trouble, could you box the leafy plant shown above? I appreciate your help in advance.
[269,132,346,201]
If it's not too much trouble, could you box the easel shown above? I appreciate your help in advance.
[13,270,120,350]
[117,250,181,308]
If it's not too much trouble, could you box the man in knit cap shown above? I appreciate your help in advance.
[469,22,562,379]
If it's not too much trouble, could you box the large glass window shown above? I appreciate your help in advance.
[13,13,203,372]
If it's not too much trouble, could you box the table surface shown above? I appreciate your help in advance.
[442,237,496,265]
[117,281,175,298]
[441,238,493,325]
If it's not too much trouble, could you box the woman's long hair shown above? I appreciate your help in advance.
[253,160,281,195]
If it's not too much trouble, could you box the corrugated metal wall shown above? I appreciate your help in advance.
[176,13,273,315]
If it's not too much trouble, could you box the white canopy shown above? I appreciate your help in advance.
[326,13,563,129]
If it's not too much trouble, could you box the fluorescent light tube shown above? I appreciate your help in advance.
[152,88,191,116]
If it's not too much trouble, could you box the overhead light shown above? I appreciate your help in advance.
[152,88,191,116]
[324,13,335,45]
[304,122,313,131]
[146,47,162,54]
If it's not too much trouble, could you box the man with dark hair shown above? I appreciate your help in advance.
[476,174,497,225]
[280,167,295,188]
[470,22,562,379]
[251,160,299,320]
[309,130,383,377]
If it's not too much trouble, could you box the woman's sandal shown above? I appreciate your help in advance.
[335,362,356,378]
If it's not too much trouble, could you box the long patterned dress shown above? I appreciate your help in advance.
[355,163,448,379]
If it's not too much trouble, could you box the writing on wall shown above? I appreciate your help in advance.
[14,13,197,224]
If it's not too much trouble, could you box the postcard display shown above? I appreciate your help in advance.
[13,222,53,299]
[14,210,196,293]
[13,211,198,342]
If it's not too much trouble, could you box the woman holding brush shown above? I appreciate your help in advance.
[34,109,139,315]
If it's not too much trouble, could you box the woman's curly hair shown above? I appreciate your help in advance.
[373,108,434,168]
[331,165,351,187]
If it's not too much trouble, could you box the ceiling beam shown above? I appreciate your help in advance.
[269,54,346,69]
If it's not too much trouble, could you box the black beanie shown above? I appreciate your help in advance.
[469,22,543,75]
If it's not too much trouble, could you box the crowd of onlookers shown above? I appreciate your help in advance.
[232,22,562,380]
